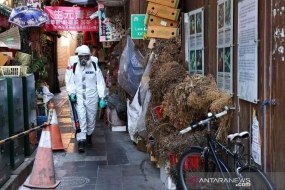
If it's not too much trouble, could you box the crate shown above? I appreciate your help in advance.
[0,66,28,77]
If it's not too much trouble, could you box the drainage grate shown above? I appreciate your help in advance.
[59,177,90,187]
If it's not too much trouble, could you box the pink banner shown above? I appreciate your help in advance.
[44,6,99,32]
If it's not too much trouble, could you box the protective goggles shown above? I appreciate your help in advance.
[78,55,90,60]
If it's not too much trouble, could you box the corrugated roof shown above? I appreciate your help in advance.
[0,26,21,49]
[0,4,11,17]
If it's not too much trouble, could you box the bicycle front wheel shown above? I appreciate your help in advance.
[239,166,276,190]
[176,147,229,190]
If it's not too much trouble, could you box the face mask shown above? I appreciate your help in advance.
[80,59,88,66]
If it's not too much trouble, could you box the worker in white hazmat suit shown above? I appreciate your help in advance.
[66,45,107,152]
[65,46,81,130]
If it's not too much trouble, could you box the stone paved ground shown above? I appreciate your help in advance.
[19,87,169,190]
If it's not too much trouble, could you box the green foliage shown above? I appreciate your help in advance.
[27,50,48,91]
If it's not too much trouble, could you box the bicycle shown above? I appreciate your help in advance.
[176,106,276,190]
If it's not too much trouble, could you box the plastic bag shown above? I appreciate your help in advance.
[15,52,32,66]
[136,89,151,138]
[126,52,153,141]
[106,92,119,109]
[115,93,127,122]
[138,52,154,105]
[134,53,153,137]
[118,35,144,96]
[127,89,142,142]
[41,84,54,103]
[107,107,126,127]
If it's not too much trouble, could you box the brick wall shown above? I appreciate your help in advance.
[57,33,79,88]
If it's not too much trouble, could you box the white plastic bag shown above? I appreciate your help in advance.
[136,89,151,138]
[42,84,54,103]
[138,52,154,105]
[107,107,126,127]
[127,87,142,142]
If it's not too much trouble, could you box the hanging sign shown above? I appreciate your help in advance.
[131,14,147,39]
[237,0,258,103]
[44,6,99,32]
[216,0,234,95]
[98,3,122,42]
[184,13,189,67]
[188,7,204,75]
[26,0,41,9]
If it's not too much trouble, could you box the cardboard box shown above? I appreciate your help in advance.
[0,53,8,66]
[147,26,179,39]
[146,2,180,21]
[1,52,13,57]
[146,14,178,28]
[147,0,179,8]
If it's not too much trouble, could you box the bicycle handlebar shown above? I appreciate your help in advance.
[178,106,231,135]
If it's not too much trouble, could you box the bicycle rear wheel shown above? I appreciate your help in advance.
[176,147,230,190]
[239,166,276,190]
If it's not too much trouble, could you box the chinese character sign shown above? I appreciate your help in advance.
[44,6,99,32]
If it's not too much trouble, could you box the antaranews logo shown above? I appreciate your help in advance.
[188,176,251,187]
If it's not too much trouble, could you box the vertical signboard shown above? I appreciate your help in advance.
[184,13,190,66]
[131,14,147,39]
[98,3,122,42]
[237,0,258,103]
[216,0,233,94]
[251,116,262,165]
[188,8,204,75]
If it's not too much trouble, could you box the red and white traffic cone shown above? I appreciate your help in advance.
[49,102,64,151]
[23,125,60,188]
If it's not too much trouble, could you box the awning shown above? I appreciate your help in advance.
[0,26,21,49]
[0,4,12,17]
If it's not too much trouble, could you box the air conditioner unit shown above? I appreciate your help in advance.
[96,0,127,6]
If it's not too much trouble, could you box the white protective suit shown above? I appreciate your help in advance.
[66,45,106,141]
[65,46,81,129]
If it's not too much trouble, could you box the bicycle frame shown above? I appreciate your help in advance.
[202,121,243,190]
[178,107,275,190]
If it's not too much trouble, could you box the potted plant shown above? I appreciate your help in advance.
[27,50,48,91]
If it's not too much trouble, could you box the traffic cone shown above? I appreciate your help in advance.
[49,102,64,150]
[23,125,60,188]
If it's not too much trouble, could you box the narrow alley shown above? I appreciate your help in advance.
[1,0,284,189]
[18,87,168,190]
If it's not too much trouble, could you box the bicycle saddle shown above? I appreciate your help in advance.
[227,131,249,142]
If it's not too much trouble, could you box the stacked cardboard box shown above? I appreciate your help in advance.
[145,0,180,39]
